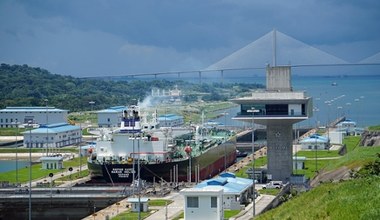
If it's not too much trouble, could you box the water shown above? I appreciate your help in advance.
[0,160,30,173]
[211,75,380,128]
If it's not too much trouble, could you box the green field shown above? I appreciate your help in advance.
[295,150,340,158]
[256,176,380,220]
[235,156,267,178]
[0,157,87,183]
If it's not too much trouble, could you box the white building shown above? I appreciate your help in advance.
[23,123,81,148]
[299,134,330,150]
[97,106,127,128]
[194,172,253,210]
[41,156,64,170]
[293,156,306,170]
[127,198,149,212]
[158,114,184,127]
[180,187,224,220]
[0,106,68,128]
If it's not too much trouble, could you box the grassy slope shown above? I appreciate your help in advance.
[257,136,380,220]
[257,176,380,220]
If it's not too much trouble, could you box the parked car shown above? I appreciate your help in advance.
[262,181,283,189]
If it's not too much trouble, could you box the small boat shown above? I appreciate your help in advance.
[331,82,337,86]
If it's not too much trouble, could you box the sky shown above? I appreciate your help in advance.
[0,0,380,77]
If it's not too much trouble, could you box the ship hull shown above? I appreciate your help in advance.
[87,137,236,183]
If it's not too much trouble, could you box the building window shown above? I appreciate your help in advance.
[211,197,217,208]
[187,196,199,208]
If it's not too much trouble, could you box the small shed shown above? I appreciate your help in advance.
[180,187,224,220]
[127,197,149,212]
[293,156,306,170]
[40,156,63,170]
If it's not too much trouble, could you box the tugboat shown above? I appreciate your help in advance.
[87,105,237,183]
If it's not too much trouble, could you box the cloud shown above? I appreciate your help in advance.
[0,0,379,76]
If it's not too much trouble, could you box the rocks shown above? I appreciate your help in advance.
[360,131,380,147]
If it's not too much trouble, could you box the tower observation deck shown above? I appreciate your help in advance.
[232,65,313,181]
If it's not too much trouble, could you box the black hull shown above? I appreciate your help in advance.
[88,138,236,183]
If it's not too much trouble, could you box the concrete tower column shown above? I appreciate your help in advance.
[266,122,293,182]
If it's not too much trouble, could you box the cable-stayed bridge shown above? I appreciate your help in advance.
[82,30,380,80]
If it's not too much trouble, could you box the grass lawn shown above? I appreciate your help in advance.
[295,150,340,158]
[234,156,267,178]
[224,209,241,218]
[148,199,172,206]
[0,157,87,183]
[171,210,241,220]
[256,176,380,220]
[0,147,78,153]
[0,127,29,136]
[368,125,380,131]
[259,188,281,196]
[111,210,151,220]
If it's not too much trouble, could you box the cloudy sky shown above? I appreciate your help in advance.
[0,0,379,77]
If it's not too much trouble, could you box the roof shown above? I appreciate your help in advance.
[0,106,68,113]
[194,172,252,194]
[300,137,328,144]
[293,156,306,161]
[158,114,183,121]
[22,123,80,134]
[40,156,63,161]
[97,106,127,113]
[127,198,149,203]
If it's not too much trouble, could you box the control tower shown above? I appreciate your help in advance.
[232,65,313,181]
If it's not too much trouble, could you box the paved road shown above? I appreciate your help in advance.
[233,195,276,220]
[145,192,184,220]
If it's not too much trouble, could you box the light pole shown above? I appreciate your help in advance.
[27,121,33,220]
[224,112,229,172]
[315,135,318,173]
[44,99,49,156]
[247,108,259,219]
[137,132,141,220]
[15,119,19,186]
[89,101,95,143]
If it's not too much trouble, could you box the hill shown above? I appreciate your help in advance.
[257,176,380,220]
[257,137,380,220]
[0,63,263,112]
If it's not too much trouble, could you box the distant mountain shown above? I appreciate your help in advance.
[0,64,168,111]
[0,64,263,111]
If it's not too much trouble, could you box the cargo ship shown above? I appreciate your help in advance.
[87,105,236,183]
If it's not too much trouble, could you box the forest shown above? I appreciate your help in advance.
[0,63,264,112]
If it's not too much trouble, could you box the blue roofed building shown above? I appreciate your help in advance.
[97,106,127,128]
[299,133,330,150]
[0,106,68,128]
[194,172,253,210]
[158,114,184,127]
[22,123,81,148]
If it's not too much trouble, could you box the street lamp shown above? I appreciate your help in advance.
[26,120,33,220]
[15,119,19,186]
[44,99,49,156]
[89,101,95,143]
[247,108,259,219]
[137,132,141,220]
[224,112,229,171]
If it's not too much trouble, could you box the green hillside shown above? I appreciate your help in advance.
[257,176,380,220]
[0,63,263,112]
[257,137,380,220]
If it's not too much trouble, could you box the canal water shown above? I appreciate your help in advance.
[0,160,30,173]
